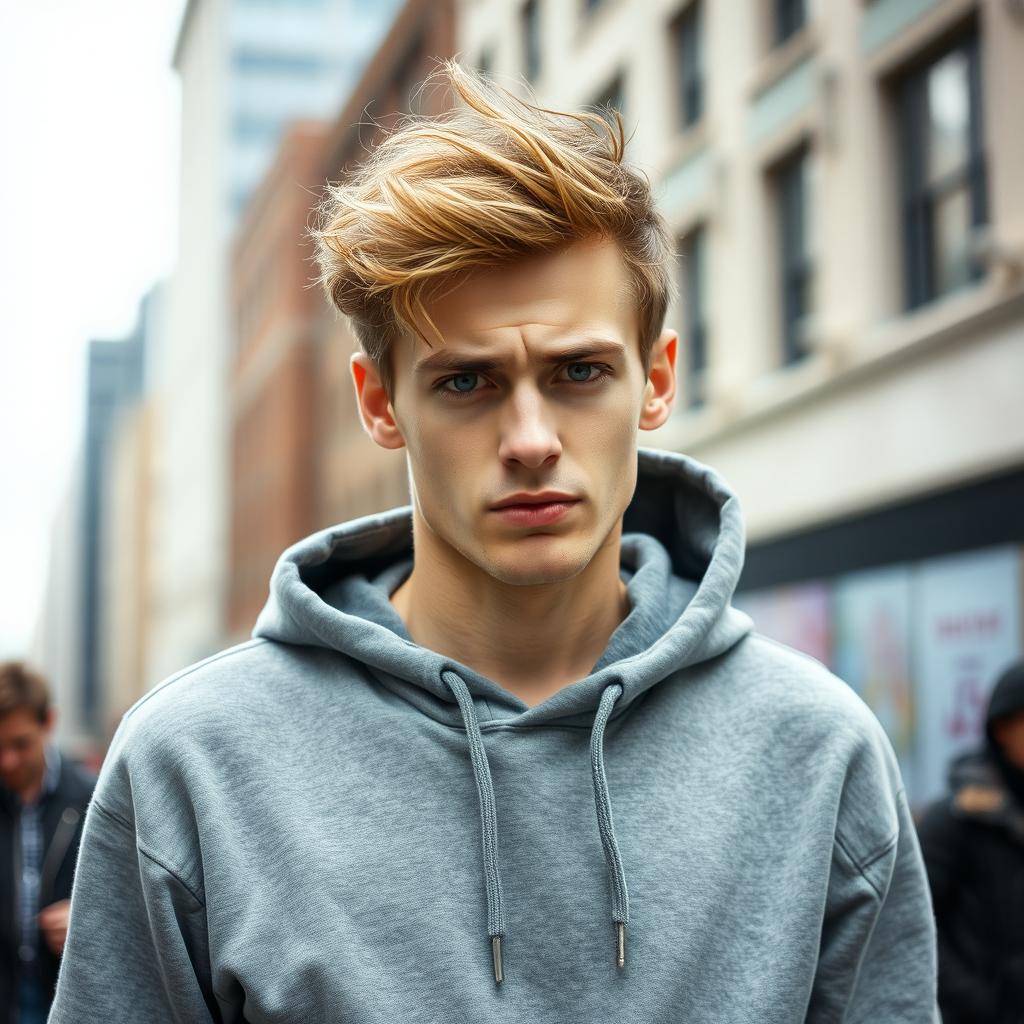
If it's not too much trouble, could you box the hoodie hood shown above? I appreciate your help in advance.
[254,448,751,724]
[253,447,752,982]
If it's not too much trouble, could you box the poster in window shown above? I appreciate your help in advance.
[734,581,831,665]
[912,545,1022,806]
[833,566,916,798]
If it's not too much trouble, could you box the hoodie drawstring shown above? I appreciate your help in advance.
[442,670,630,983]
[441,670,507,984]
[591,681,629,969]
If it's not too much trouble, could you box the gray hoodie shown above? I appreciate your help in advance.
[50,450,937,1022]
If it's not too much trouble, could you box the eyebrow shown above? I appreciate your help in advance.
[413,339,627,375]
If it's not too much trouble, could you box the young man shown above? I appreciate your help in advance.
[0,662,93,1024]
[52,65,937,1021]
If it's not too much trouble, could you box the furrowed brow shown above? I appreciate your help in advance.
[544,341,626,363]
[414,339,627,375]
[414,352,502,375]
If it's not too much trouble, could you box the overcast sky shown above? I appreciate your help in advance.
[0,0,185,657]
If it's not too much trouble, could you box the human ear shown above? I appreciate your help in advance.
[639,329,678,430]
[351,353,406,450]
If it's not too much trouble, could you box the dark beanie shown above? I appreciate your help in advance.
[986,660,1024,729]
[986,659,1024,807]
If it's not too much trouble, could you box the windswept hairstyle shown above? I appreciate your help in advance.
[312,61,674,392]
[0,661,51,724]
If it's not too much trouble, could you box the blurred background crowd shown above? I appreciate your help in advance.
[1,0,1022,814]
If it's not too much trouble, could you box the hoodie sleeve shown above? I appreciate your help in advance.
[799,698,940,1024]
[49,798,216,1023]
[807,786,939,1022]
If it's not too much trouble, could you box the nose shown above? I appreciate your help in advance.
[497,382,561,470]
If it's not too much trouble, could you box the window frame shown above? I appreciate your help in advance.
[670,1,704,132]
[773,0,806,48]
[591,72,626,127]
[680,224,709,409]
[896,29,987,311]
[772,144,813,367]
[522,0,542,83]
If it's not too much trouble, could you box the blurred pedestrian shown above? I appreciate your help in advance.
[0,662,94,1024]
[918,659,1024,1022]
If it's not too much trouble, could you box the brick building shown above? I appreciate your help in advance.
[227,0,456,641]
[228,122,327,641]
[312,0,457,529]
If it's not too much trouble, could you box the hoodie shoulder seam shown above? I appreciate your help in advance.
[92,799,205,906]
[123,638,271,721]
[137,843,205,907]
[833,819,900,901]
[747,632,833,675]
[92,797,135,834]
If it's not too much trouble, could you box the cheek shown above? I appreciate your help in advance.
[561,394,639,520]
[402,409,484,514]
[580,389,641,457]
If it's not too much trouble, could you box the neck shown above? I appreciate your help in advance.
[391,517,628,708]
[17,769,46,806]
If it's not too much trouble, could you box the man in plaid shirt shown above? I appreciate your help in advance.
[0,662,93,1024]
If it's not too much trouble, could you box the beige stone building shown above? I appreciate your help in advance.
[98,402,154,736]
[458,0,1024,544]
[456,0,1024,802]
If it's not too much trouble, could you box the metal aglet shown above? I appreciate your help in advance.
[492,935,504,985]
[615,922,626,970]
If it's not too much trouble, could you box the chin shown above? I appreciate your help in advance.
[476,538,595,587]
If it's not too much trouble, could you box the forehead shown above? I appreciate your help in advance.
[400,237,639,366]
[0,707,44,739]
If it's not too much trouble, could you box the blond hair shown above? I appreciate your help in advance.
[313,61,673,392]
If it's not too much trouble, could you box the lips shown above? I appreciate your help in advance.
[489,492,581,527]
[490,491,579,510]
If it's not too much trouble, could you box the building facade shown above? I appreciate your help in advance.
[145,0,403,685]
[311,0,457,530]
[28,463,89,759]
[225,0,455,642]
[79,316,147,737]
[227,121,328,643]
[456,0,1024,804]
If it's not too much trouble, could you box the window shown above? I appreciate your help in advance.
[233,50,325,76]
[680,226,708,409]
[671,1,704,130]
[773,0,805,47]
[397,35,425,114]
[231,185,252,219]
[773,146,813,366]
[896,31,987,310]
[592,73,625,129]
[233,113,281,143]
[522,0,541,83]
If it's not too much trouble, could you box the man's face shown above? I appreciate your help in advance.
[357,237,676,587]
[0,707,52,796]
[993,711,1024,771]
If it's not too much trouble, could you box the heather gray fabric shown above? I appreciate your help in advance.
[50,449,938,1022]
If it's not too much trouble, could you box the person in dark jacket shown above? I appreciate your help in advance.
[0,661,94,1024]
[918,659,1024,1023]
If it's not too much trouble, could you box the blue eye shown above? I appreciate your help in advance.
[444,373,480,393]
[566,363,596,382]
